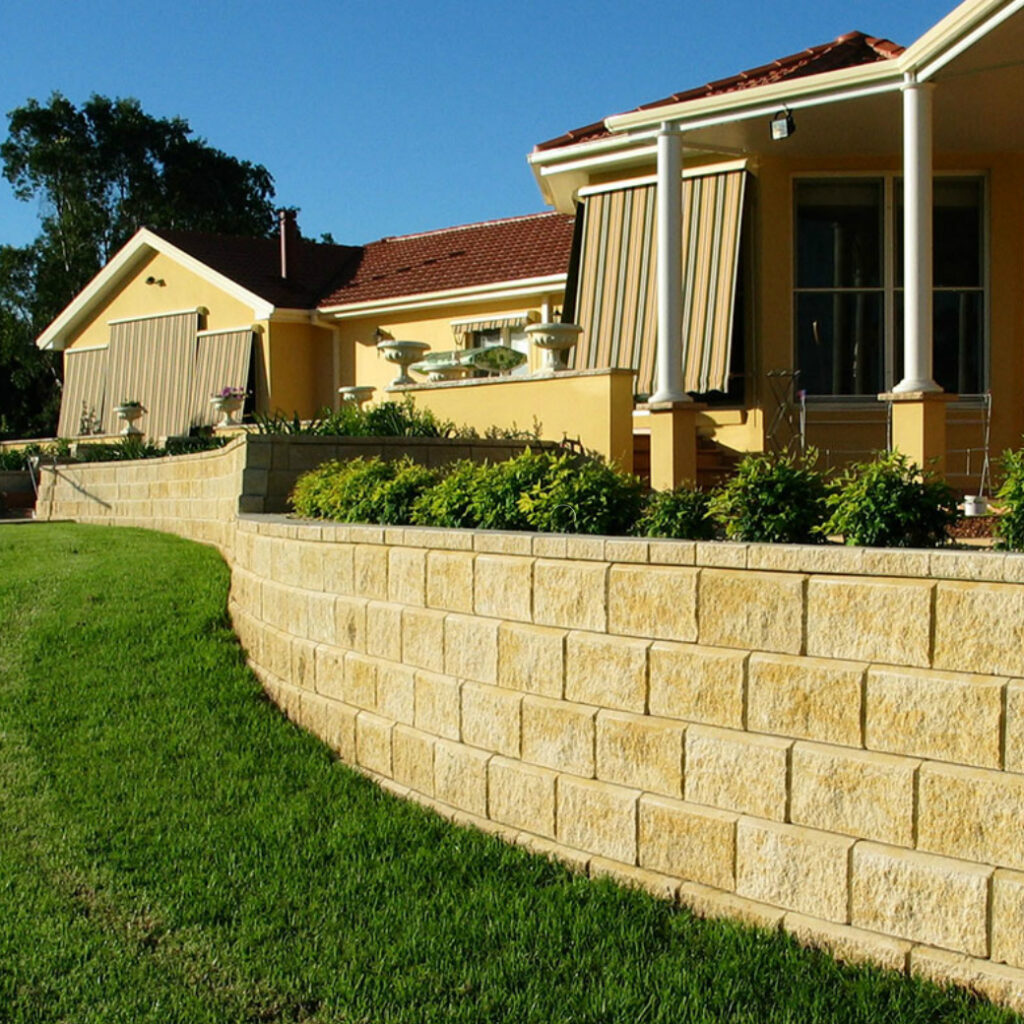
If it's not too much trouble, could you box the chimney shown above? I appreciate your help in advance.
[278,208,299,280]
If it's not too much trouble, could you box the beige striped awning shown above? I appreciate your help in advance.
[58,347,109,437]
[451,312,538,347]
[105,311,202,438]
[573,169,747,395]
[189,328,254,428]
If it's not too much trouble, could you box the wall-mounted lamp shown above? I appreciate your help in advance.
[144,276,166,286]
[770,109,796,141]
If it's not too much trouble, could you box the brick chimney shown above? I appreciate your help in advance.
[278,208,300,280]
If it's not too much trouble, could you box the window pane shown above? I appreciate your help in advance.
[894,290,985,393]
[796,180,883,288]
[895,178,983,287]
[796,292,884,395]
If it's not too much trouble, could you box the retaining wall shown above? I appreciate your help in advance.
[33,442,1024,1010]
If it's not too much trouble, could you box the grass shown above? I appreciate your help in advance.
[0,522,1018,1024]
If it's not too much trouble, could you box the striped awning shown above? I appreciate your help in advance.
[451,311,538,346]
[105,311,202,438]
[57,347,109,437]
[189,328,254,428]
[573,169,747,395]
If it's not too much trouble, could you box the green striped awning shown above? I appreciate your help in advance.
[58,347,109,437]
[573,169,747,395]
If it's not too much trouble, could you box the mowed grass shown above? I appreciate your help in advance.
[0,524,1017,1024]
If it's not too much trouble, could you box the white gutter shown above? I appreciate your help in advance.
[910,0,1024,80]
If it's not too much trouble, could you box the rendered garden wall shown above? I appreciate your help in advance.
[32,443,1024,1010]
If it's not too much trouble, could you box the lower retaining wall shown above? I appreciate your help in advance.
[33,443,1024,1010]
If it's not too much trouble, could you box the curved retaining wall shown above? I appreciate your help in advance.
[33,444,1024,1009]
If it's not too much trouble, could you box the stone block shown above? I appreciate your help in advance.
[444,614,499,684]
[261,625,293,681]
[565,632,649,714]
[684,725,790,820]
[497,622,564,698]
[320,699,357,763]
[375,662,416,725]
[352,544,388,600]
[434,739,490,818]
[365,601,403,662]
[306,591,337,646]
[678,883,785,931]
[934,580,1024,677]
[290,637,317,691]
[637,794,735,889]
[909,948,1024,1014]
[596,712,684,796]
[1006,680,1024,774]
[334,596,366,653]
[736,818,853,923]
[472,554,534,623]
[343,652,377,710]
[297,542,325,591]
[604,538,649,564]
[647,540,696,566]
[487,757,556,838]
[425,550,475,613]
[355,711,393,776]
[783,913,910,972]
[392,725,434,796]
[851,842,992,956]
[699,569,805,655]
[865,666,1004,768]
[472,531,533,556]
[607,564,698,642]
[414,670,460,741]
[790,742,918,847]
[993,870,1024,970]
[461,682,522,758]
[533,559,607,632]
[321,543,354,595]
[807,576,932,667]
[401,606,447,673]
[748,653,864,746]
[557,777,638,864]
[388,546,427,606]
[521,696,596,777]
[918,762,1024,870]
[695,542,747,569]
[648,642,746,728]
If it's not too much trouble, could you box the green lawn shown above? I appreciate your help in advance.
[0,522,1017,1024]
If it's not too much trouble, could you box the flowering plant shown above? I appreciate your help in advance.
[213,386,246,400]
[118,399,144,409]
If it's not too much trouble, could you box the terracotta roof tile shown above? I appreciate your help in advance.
[534,31,904,153]
[318,212,575,308]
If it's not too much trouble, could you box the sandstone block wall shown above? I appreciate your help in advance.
[227,519,1024,1010]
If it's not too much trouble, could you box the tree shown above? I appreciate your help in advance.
[0,92,277,438]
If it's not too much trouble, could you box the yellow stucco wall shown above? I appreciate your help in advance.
[65,251,257,351]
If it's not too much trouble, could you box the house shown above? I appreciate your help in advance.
[37,210,574,440]
[524,0,1024,490]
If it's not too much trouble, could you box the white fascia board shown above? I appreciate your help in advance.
[318,274,567,320]
[36,227,276,350]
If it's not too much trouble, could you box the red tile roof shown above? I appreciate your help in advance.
[318,212,576,308]
[535,32,904,153]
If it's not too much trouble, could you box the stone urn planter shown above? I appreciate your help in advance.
[964,494,988,517]
[525,322,583,374]
[338,385,377,407]
[378,339,430,386]
[113,402,144,436]
[211,393,245,427]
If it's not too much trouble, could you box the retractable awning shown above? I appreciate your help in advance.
[189,328,254,428]
[57,346,109,437]
[450,311,539,346]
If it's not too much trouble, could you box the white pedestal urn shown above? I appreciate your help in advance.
[377,339,431,386]
[211,395,244,427]
[525,322,583,374]
[113,402,144,436]
[964,494,988,517]
[338,385,377,407]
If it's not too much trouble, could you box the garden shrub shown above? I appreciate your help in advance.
[822,449,959,548]
[410,460,488,528]
[469,449,560,531]
[995,447,1024,550]
[635,485,715,540]
[254,398,455,438]
[707,450,827,544]
[517,452,646,535]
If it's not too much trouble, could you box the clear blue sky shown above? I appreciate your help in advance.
[1,0,953,250]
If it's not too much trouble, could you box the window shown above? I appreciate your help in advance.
[794,176,985,396]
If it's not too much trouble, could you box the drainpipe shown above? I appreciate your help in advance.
[651,123,689,403]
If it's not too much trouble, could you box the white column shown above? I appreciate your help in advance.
[894,74,940,393]
[650,123,689,403]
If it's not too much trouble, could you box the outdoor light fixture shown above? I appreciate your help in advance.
[770,109,796,141]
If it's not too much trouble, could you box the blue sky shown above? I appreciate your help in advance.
[1,0,953,250]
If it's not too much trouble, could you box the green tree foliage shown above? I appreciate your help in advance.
[0,92,277,437]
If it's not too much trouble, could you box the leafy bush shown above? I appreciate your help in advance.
[707,450,827,544]
[995,448,1024,550]
[822,450,959,548]
[0,449,28,470]
[410,460,488,528]
[469,449,561,531]
[635,486,715,540]
[517,453,645,535]
[254,398,455,438]
[289,457,438,525]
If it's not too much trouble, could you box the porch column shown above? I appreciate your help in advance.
[894,74,939,394]
[651,123,689,404]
